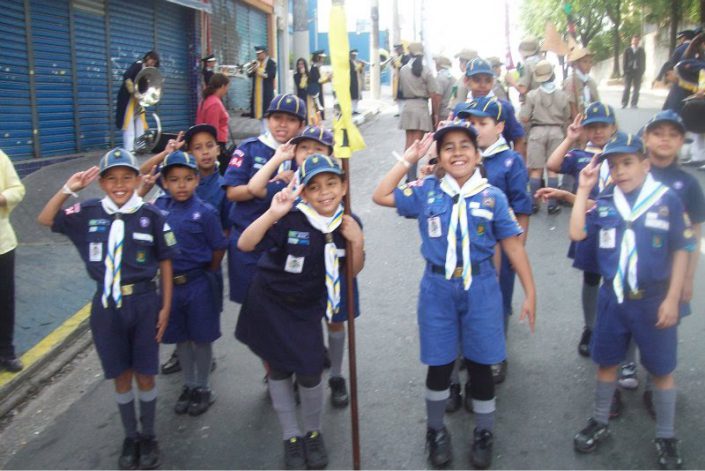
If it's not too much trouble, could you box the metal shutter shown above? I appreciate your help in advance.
[74,3,111,150]
[30,0,76,156]
[155,1,195,132]
[229,1,268,111]
[0,0,33,159]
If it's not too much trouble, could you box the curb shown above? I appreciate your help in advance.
[0,304,93,419]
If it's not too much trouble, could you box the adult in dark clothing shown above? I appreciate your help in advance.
[656,30,694,84]
[294,58,317,125]
[662,30,698,113]
[622,35,646,108]
[201,54,216,89]
[249,46,277,120]
[115,51,160,152]
[308,50,331,120]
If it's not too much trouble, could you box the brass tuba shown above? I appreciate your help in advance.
[132,67,164,154]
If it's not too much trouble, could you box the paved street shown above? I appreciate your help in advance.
[2,92,705,469]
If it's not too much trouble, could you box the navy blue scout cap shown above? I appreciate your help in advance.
[265,93,307,121]
[184,123,217,146]
[290,126,334,152]
[162,150,198,170]
[433,119,478,143]
[465,58,495,78]
[599,132,644,161]
[254,45,267,53]
[581,102,616,126]
[451,102,470,118]
[457,96,506,122]
[643,110,686,134]
[299,154,343,185]
[99,148,139,175]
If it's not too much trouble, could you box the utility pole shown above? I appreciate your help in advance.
[276,0,290,93]
[392,0,400,46]
[370,0,380,99]
[293,0,309,67]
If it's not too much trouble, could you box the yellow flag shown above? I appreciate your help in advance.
[329,4,366,158]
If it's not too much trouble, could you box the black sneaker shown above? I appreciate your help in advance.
[445,383,462,413]
[578,328,592,357]
[531,203,539,214]
[323,347,331,369]
[303,431,329,469]
[610,389,623,418]
[464,381,474,413]
[491,360,507,384]
[188,387,216,416]
[138,436,161,470]
[174,386,193,415]
[160,351,181,375]
[574,417,609,453]
[426,427,452,468]
[0,355,23,372]
[547,205,562,215]
[643,390,656,419]
[283,437,306,470]
[655,437,683,469]
[118,437,140,470]
[329,376,349,408]
[471,428,494,469]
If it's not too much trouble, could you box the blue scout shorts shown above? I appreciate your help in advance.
[90,288,160,379]
[591,284,677,376]
[227,229,259,304]
[163,271,221,344]
[417,259,505,366]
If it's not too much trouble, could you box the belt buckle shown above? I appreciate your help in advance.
[452,267,463,278]
[174,275,188,285]
[121,284,134,296]
[627,289,644,300]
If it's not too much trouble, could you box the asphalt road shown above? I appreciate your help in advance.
[2,91,705,470]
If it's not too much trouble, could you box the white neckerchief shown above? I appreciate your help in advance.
[612,174,669,303]
[467,89,495,101]
[296,202,344,319]
[540,81,557,94]
[100,193,144,308]
[574,70,592,104]
[481,136,511,159]
[439,170,490,290]
[258,132,282,151]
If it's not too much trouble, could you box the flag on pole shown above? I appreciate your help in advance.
[329,4,366,158]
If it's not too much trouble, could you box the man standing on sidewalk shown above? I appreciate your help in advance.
[622,35,646,109]
[0,149,26,372]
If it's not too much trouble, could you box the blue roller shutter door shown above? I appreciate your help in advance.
[0,0,33,159]
[229,1,268,111]
[31,0,76,156]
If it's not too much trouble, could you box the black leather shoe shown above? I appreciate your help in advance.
[578,328,592,357]
[445,383,461,413]
[655,437,683,470]
[138,436,161,470]
[283,437,306,470]
[426,427,452,468]
[174,386,192,415]
[464,381,474,413]
[188,387,216,416]
[118,437,140,470]
[303,431,329,470]
[160,352,181,375]
[329,376,349,408]
[0,355,23,372]
[471,428,494,469]
[574,417,609,453]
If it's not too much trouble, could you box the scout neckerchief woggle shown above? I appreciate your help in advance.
[612,173,669,303]
[439,169,490,290]
[101,193,144,307]
[296,202,344,318]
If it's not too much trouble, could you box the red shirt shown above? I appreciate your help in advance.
[196,95,229,143]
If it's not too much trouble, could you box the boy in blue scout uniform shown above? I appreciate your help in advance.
[153,151,228,416]
[372,121,536,469]
[456,96,532,389]
[37,148,177,470]
[457,58,526,157]
[223,93,306,304]
[247,126,356,407]
[569,132,695,470]
[235,155,365,470]
[539,102,618,359]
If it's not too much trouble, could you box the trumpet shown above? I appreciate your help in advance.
[215,60,258,77]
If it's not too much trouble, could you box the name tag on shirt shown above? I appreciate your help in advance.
[645,212,669,231]
[89,242,103,262]
[468,202,481,209]
[599,228,616,249]
[133,232,154,243]
[285,255,305,274]
[428,216,442,238]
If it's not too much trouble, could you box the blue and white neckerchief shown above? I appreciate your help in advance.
[100,193,144,308]
[481,136,510,159]
[296,202,344,319]
[539,81,557,94]
[258,132,281,151]
[439,170,490,290]
[574,70,592,104]
[612,174,669,303]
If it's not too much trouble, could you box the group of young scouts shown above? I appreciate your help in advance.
[35,39,704,471]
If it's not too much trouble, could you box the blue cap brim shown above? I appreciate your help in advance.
[100,163,139,175]
[457,109,493,119]
[185,124,217,144]
[290,135,333,151]
[434,125,478,143]
[300,167,344,185]
[644,118,686,134]
[598,146,643,161]
[582,117,616,126]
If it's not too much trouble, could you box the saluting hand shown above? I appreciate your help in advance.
[273,141,296,163]
[65,166,101,193]
[402,132,435,164]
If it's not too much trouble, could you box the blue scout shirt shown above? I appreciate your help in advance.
[394,177,523,266]
[196,171,231,229]
[254,209,361,316]
[651,163,705,225]
[482,148,532,215]
[51,199,178,283]
[496,98,525,145]
[222,136,277,231]
[587,186,694,284]
[560,148,596,193]
[154,195,228,274]
[264,160,301,202]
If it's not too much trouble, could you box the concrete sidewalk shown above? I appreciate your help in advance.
[0,97,385,418]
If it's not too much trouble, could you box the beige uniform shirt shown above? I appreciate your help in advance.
[520,88,571,126]
[436,68,455,118]
[449,76,468,110]
[0,150,26,255]
[399,61,439,99]
[563,74,600,112]
[518,55,542,95]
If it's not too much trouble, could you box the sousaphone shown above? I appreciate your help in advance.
[133,67,165,154]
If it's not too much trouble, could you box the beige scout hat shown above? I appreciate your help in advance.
[533,59,555,83]
[434,56,452,68]
[568,47,593,63]
[487,56,504,68]
[408,42,424,56]
[455,48,479,62]
[519,36,541,57]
